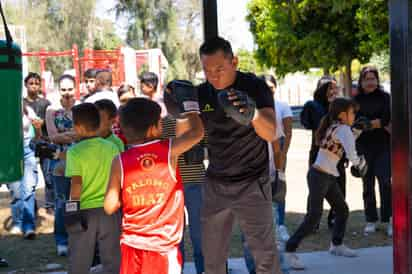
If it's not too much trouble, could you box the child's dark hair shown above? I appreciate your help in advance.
[24,72,41,85]
[72,103,100,132]
[140,72,159,90]
[84,68,98,79]
[315,98,358,145]
[199,36,234,59]
[119,98,161,141]
[95,99,117,119]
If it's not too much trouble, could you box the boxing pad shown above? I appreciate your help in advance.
[0,2,23,182]
[351,155,368,178]
[63,200,87,233]
[352,116,372,131]
[163,80,199,119]
[217,88,256,126]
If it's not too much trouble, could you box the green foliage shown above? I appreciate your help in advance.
[237,49,266,75]
[247,0,389,79]
[114,0,202,80]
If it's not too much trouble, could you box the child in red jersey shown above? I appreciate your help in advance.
[104,97,204,274]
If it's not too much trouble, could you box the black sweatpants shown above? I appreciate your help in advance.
[68,207,121,274]
[201,175,283,274]
[309,147,346,227]
[362,148,392,223]
[286,168,349,252]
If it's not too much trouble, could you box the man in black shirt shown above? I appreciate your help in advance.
[197,37,282,274]
[23,72,50,136]
[23,72,53,207]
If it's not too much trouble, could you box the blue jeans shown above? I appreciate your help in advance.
[277,202,286,225]
[242,203,290,274]
[179,183,204,274]
[53,175,71,246]
[8,146,38,232]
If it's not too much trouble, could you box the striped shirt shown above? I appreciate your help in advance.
[161,116,206,184]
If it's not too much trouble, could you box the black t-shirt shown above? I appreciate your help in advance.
[354,89,391,152]
[197,71,274,183]
[24,97,51,135]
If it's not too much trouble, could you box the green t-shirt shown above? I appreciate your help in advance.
[65,137,120,209]
[106,133,125,152]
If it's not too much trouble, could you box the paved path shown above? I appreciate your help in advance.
[182,246,393,274]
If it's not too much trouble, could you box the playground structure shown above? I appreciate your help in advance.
[22,45,169,99]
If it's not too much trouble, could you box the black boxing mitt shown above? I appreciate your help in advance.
[351,155,368,178]
[217,88,256,126]
[164,80,199,119]
[352,116,372,131]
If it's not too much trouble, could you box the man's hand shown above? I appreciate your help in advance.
[163,80,199,119]
[217,88,256,126]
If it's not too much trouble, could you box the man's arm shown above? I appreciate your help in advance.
[171,113,204,158]
[281,116,293,155]
[252,107,277,142]
[104,156,122,215]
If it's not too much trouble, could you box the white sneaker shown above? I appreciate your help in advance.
[329,243,358,257]
[57,245,68,256]
[387,218,393,237]
[364,222,376,235]
[9,226,22,235]
[90,264,103,273]
[277,225,290,242]
[285,252,305,270]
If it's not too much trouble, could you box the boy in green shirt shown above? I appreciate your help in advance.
[95,99,124,152]
[65,103,121,274]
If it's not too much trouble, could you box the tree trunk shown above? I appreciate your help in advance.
[343,60,352,97]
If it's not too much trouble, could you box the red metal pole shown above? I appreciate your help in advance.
[72,44,80,100]
[39,48,47,96]
[118,48,125,86]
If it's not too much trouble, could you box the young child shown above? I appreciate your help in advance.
[104,97,204,274]
[65,103,121,274]
[95,99,125,152]
[285,98,367,269]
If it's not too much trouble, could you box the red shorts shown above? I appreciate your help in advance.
[120,244,182,274]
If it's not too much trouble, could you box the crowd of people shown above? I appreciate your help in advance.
[3,37,392,274]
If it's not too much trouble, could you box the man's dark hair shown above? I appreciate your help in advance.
[84,68,98,79]
[199,36,234,58]
[140,72,159,90]
[72,103,100,132]
[119,98,161,140]
[95,99,117,119]
[58,74,75,86]
[96,70,112,87]
[24,72,41,84]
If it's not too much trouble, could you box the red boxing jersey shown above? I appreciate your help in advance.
[120,139,184,252]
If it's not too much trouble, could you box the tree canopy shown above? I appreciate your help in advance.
[247,0,388,93]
